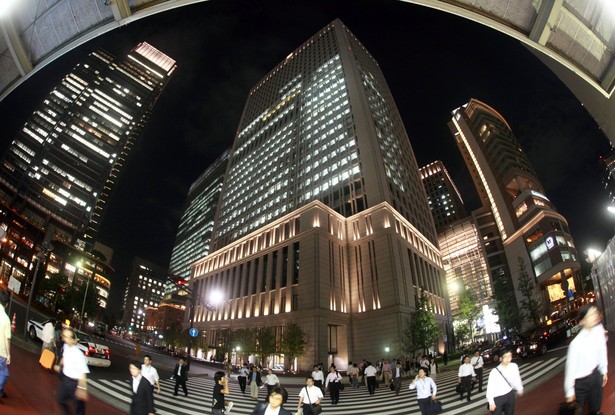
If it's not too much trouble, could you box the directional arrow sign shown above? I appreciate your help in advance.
[189,328,198,337]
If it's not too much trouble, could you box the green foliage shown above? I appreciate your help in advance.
[255,327,278,367]
[280,323,307,371]
[492,268,520,330]
[231,328,258,356]
[454,324,471,348]
[517,257,543,327]
[458,290,482,341]
[404,294,441,355]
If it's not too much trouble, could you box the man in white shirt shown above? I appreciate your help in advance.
[265,368,280,402]
[364,361,378,395]
[470,350,485,392]
[486,348,523,414]
[564,303,608,415]
[324,365,343,405]
[141,355,160,394]
[238,363,250,394]
[409,368,437,415]
[297,376,323,415]
[41,320,56,353]
[0,291,10,403]
[311,365,324,393]
[55,328,89,415]
[458,355,476,402]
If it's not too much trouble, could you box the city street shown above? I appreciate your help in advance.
[8,330,615,414]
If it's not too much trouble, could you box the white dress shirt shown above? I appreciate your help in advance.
[62,343,90,379]
[265,373,279,385]
[486,362,523,404]
[263,405,281,415]
[324,371,342,387]
[141,364,159,386]
[42,322,55,344]
[364,365,378,376]
[564,324,608,398]
[458,363,476,378]
[132,374,142,393]
[311,370,324,382]
[409,376,437,399]
[470,356,484,369]
[299,385,323,404]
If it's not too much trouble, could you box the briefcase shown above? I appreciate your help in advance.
[39,348,56,371]
[559,402,582,415]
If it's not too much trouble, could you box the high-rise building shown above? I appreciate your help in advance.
[122,257,167,332]
[169,150,229,279]
[190,20,448,370]
[0,42,176,250]
[449,99,581,328]
[419,160,467,232]
[599,150,615,204]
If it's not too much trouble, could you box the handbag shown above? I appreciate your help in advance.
[429,399,443,414]
[304,387,323,415]
[558,401,582,415]
[455,383,462,394]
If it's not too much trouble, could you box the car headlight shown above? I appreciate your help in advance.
[530,344,537,350]
[516,347,521,353]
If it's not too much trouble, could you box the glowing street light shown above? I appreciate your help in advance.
[0,0,19,18]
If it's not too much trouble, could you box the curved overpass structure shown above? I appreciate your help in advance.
[1,0,615,144]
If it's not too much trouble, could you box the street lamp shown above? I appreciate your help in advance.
[384,346,390,360]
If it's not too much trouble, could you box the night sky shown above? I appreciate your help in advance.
[0,0,612,315]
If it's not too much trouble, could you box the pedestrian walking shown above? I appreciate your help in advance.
[248,365,262,401]
[429,357,439,384]
[470,350,484,392]
[238,363,250,394]
[297,376,323,415]
[324,364,343,405]
[0,290,10,404]
[250,386,292,415]
[392,361,403,395]
[264,368,280,402]
[409,368,437,415]
[211,371,230,415]
[55,328,89,415]
[458,355,476,402]
[486,348,523,414]
[129,361,155,415]
[312,364,325,393]
[443,351,448,366]
[141,355,160,395]
[349,362,360,388]
[41,319,56,353]
[172,357,188,396]
[382,359,392,386]
[564,303,608,415]
[364,361,378,395]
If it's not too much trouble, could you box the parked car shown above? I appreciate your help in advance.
[27,318,111,367]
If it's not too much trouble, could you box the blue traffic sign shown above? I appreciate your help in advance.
[189,328,198,337]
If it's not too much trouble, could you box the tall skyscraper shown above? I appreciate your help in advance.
[122,257,167,332]
[0,42,176,250]
[190,20,448,369]
[449,99,581,328]
[419,160,467,232]
[169,150,229,279]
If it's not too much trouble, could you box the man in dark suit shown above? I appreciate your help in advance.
[250,386,293,415]
[173,357,188,396]
[129,361,155,415]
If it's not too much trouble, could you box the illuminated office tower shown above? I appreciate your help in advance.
[122,257,167,331]
[191,20,448,369]
[419,160,467,232]
[449,99,581,328]
[0,42,176,250]
[169,150,230,279]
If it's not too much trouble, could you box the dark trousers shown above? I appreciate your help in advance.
[238,376,247,393]
[314,379,323,394]
[418,397,431,415]
[302,403,316,415]
[328,382,340,404]
[367,376,376,395]
[475,367,484,391]
[492,390,516,415]
[174,378,188,395]
[575,368,603,414]
[393,377,402,395]
[57,374,85,415]
[266,384,274,401]
[460,375,472,400]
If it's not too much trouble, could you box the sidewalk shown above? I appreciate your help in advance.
[3,338,127,415]
[483,331,615,415]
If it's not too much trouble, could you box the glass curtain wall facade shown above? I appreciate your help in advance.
[0,42,176,249]
[169,150,229,278]
[420,160,467,232]
[192,20,447,369]
[449,99,581,327]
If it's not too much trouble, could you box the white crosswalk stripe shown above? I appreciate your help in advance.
[89,356,565,415]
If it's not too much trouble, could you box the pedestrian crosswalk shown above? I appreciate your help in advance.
[89,356,565,415]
